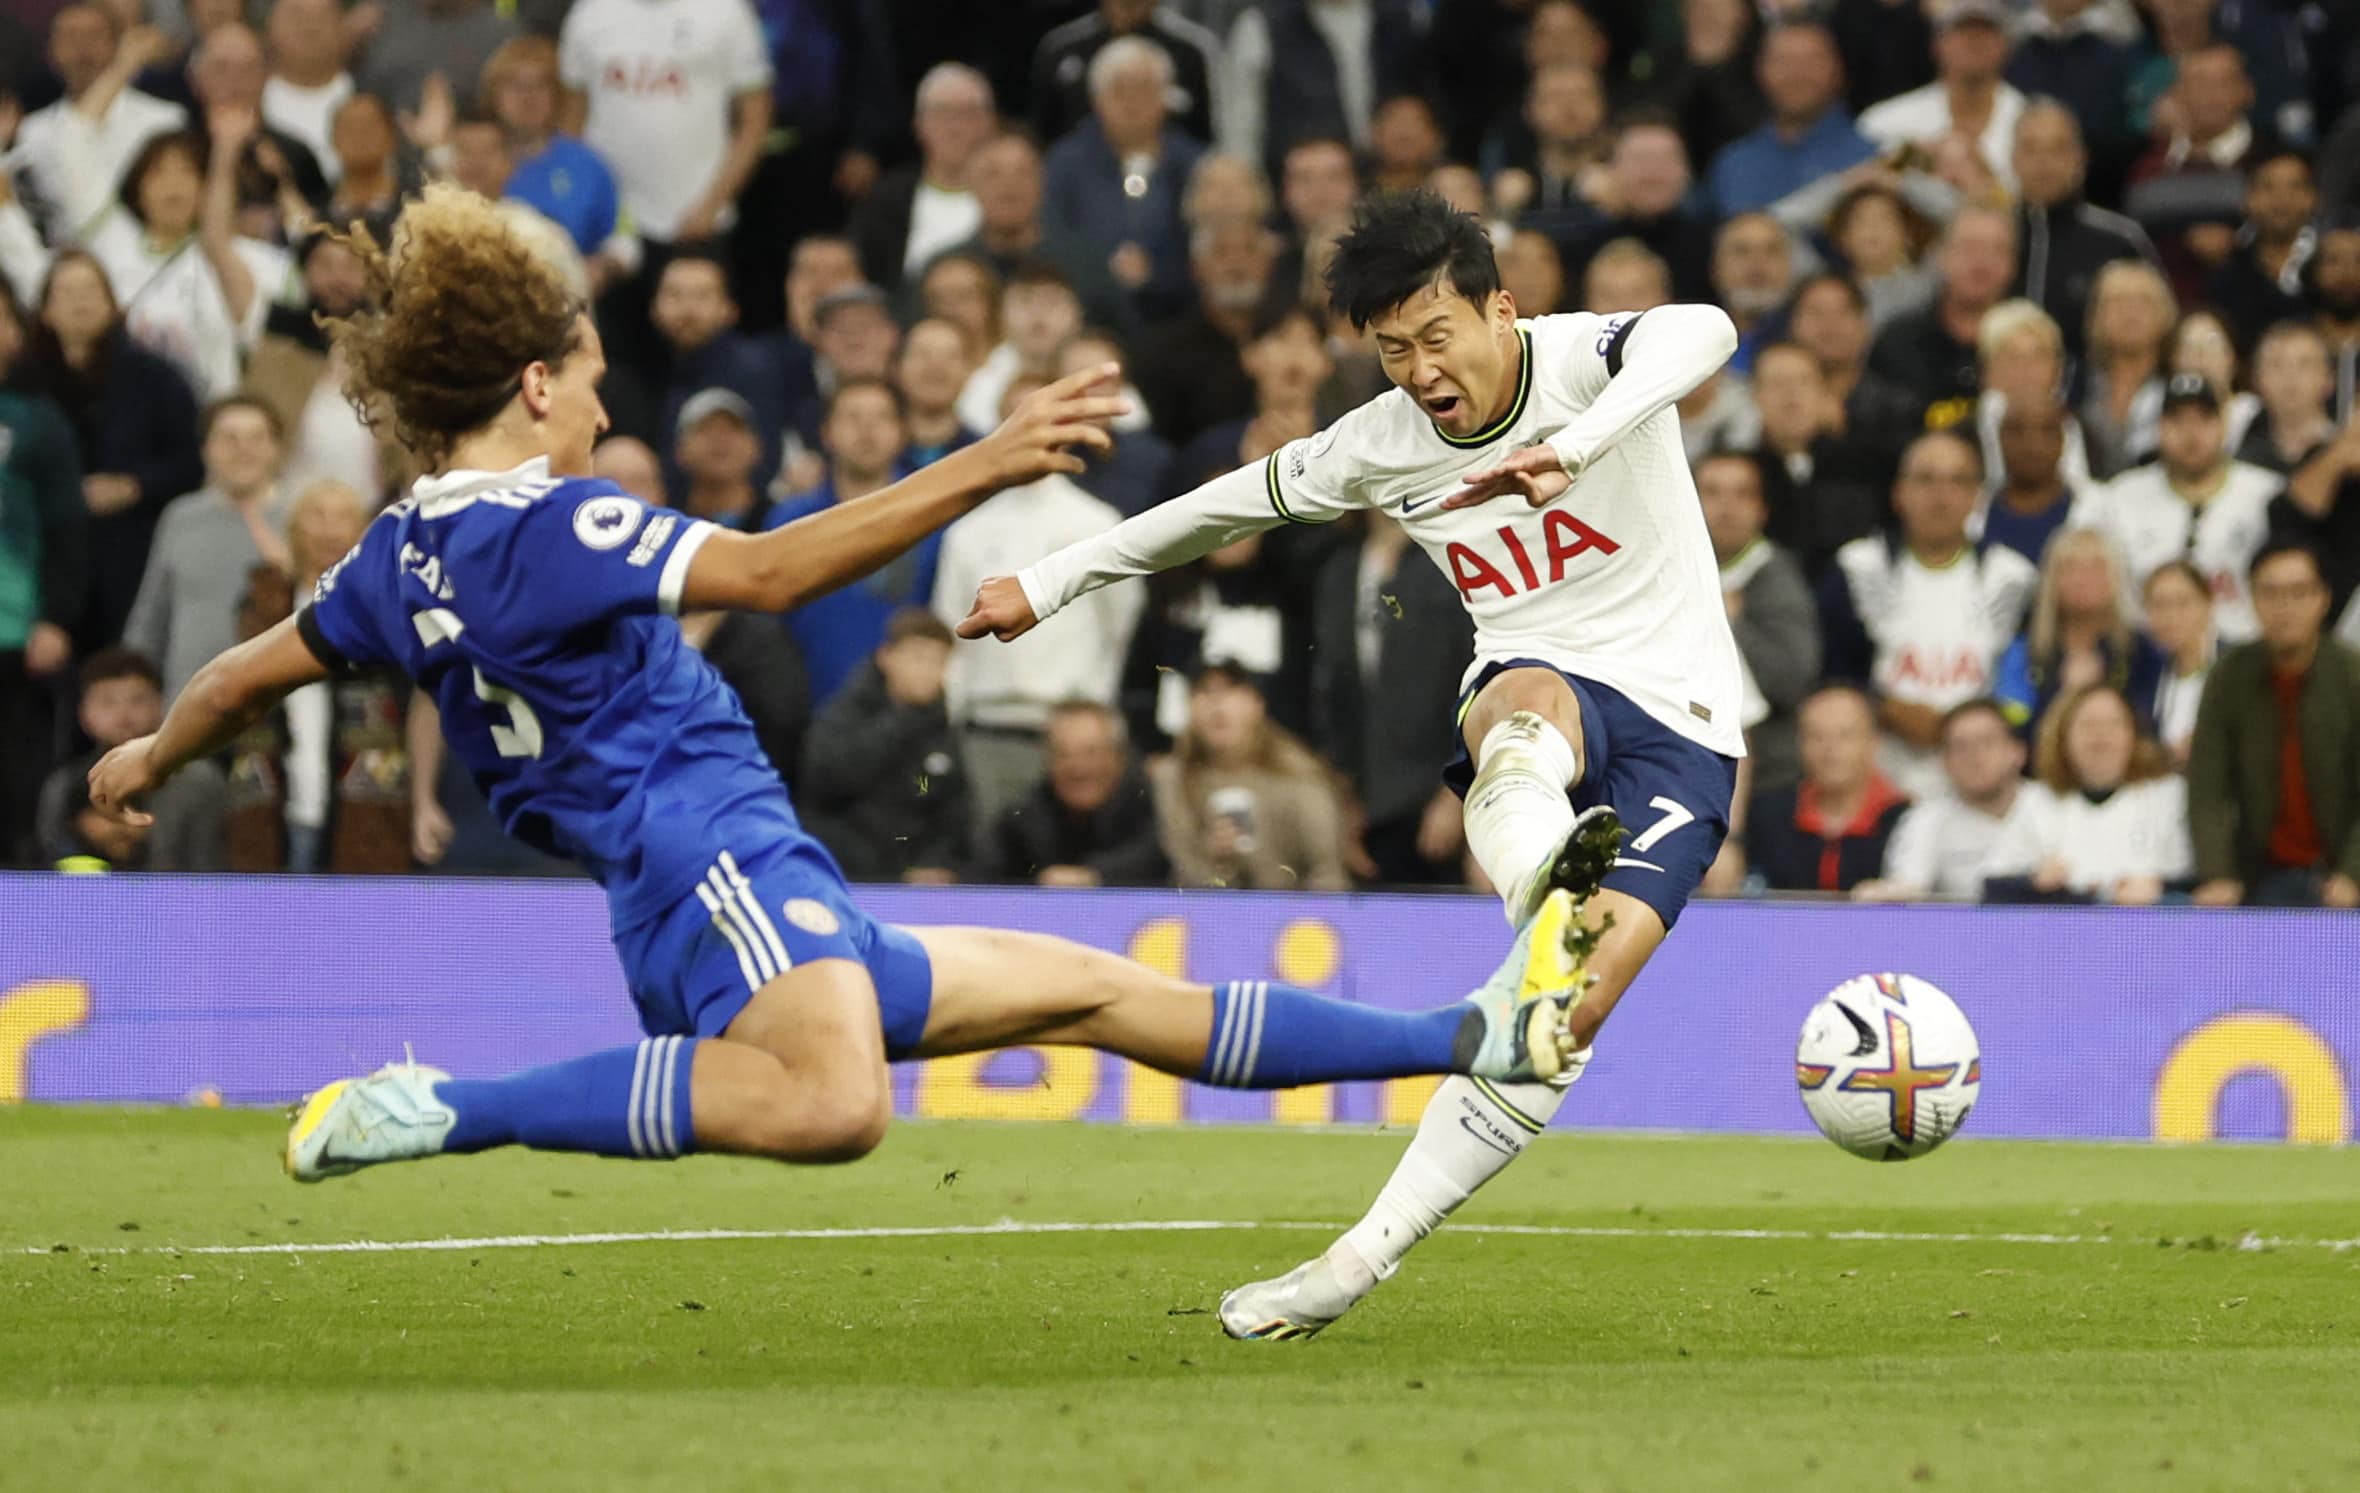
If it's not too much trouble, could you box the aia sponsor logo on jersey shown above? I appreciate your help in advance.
[602,58,686,96]
[1886,645,1989,693]
[1445,511,1622,601]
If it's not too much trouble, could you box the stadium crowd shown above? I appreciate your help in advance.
[2,0,2358,907]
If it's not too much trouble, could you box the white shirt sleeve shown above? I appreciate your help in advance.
[558,8,596,90]
[230,239,293,348]
[1878,802,1939,896]
[722,0,774,93]
[1542,304,1739,475]
[2146,776,2195,881]
[1221,9,1270,168]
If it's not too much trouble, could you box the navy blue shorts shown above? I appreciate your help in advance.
[612,838,935,1058]
[1443,662,1738,931]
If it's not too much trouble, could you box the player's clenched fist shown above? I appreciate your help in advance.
[86,735,161,827]
[1448,443,1581,510]
[957,575,1038,642]
[974,362,1130,486]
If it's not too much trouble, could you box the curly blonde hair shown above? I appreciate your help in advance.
[325,183,583,471]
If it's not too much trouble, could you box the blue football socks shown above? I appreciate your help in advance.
[439,1036,698,1158]
[1196,982,1469,1089]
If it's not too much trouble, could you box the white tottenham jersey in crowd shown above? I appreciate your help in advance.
[2085,459,2281,644]
[1019,307,1748,758]
[1984,778,2194,894]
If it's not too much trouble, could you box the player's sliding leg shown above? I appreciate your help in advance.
[903,926,1578,1087]
[285,963,895,1180]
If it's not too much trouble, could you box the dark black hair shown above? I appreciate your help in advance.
[1792,271,1869,315]
[80,647,162,696]
[1321,189,1500,329]
[2248,536,2328,585]
[1247,296,1323,344]
[825,374,905,423]
[116,129,206,224]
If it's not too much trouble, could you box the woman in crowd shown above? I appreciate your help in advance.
[2140,559,2217,767]
[21,250,202,653]
[2077,260,2175,478]
[83,119,291,404]
[1993,527,2161,739]
[1148,661,1349,893]
[1985,682,2193,904]
[1827,182,1935,332]
[1975,297,2090,487]
[2164,307,2261,454]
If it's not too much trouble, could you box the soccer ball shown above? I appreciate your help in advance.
[1796,973,1981,1160]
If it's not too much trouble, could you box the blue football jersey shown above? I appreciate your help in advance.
[298,458,806,927]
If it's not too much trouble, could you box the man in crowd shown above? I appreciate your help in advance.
[1698,450,1821,796]
[259,0,353,182]
[1710,212,1796,375]
[648,253,782,490]
[1982,397,2095,567]
[1574,113,1713,302]
[2312,226,2360,428]
[955,261,1084,436]
[1786,272,1922,475]
[2209,150,2319,349]
[1031,0,1223,146]
[2124,44,2266,304]
[851,63,994,293]
[1868,206,2018,426]
[1131,217,1279,447]
[893,318,981,472]
[1043,37,1204,319]
[976,700,1170,888]
[1857,0,2026,194]
[1745,342,1886,580]
[35,647,224,870]
[15,5,184,244]
[799,607,970,885]
[1852,697,2030,901]
[1708,21,1874,218]
[940,131,1136,336]
[669,390,769,530]
[1747,683,1911,894]
[2010,100,2155,357]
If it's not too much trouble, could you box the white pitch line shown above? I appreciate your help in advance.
[14,1218,2359,1258]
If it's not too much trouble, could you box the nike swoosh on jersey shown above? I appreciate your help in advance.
[1399,494,1439,515]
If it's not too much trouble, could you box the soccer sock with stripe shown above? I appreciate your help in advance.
[1194,981,1472,1089]
[1463,712,1582,924]
[437,1037,699,1159]
[1329,1068,1587,1293]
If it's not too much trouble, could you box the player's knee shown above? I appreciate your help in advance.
[790,1072,892,1164]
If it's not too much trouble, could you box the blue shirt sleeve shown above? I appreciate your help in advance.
[505,482,718,633]
[297,514,402,672]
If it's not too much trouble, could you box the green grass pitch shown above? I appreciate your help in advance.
[4,1107,2357,1492]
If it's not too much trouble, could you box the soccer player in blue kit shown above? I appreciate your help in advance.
[84,187,1584,1180]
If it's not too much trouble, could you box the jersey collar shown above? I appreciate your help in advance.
[1431,324,1534,449]
[412,456,555,516]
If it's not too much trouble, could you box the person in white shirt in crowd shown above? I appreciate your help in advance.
[2083,372,2281,643]
[2076,258,2174,476]
[260,0,354,183]
[558,0,770,248]
[85,108,290,405]
[1822,429,2039,800]
[2140,558,2217,766]
[15,7,185,246]
[957,260,1084,436]
[1854,696,2033,901]
[1983,681,2193,903]
[851,64,994,292]
[933,372,1143,833]
[1972,297,2090,496]
[2237,320,2339,476]
[1857,0,2028,195]
[2163,306,2261,453]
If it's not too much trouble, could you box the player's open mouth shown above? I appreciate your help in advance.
[1423,395,1462,420]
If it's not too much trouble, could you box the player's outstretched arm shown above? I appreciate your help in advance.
[1452,303,1738,510]
[87,617,329,826]
[956,454,1295,642]
[679,366,1130,615]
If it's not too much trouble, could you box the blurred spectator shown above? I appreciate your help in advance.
[761,378,922,706]
[799,607,967,883]
[186,24,328,221]
[1853,697,2029,902]
[1676,366,1759,467]
[46,769,152,871]
[1497,230,1563,319]
[1222,0,1422,177]
[1698,450,1820,794]
[15,7,185,246]
[1980,395,2093,569]
[1992,526,2160,738]
[774,232,865,397]
[1825,182,1934,334]
[2075,258,2174,476]
[649,252,781,488]
[1745,343,1885,582]
[1972,298,2090,492]
[852,63,993,293]
[481,36,621,268]
[1866,205,2015,427]
[933,375,1140,831]
[2238,321,2337,477]
[1131,216,1277,447]
[2008,100,2154,359]
[1639,0,1764,172]
[35,647,224,870]
[1031,0,1223,148]
[86,119,290,404]
[678,601,812,797]
[2310,226,2360,427]
[1570,114,1712,302]
[1050,327,1166,516]
[259,0,352,181]
[940,131,1137,337]
[1149,660,1348,891]
[2279,414,2360,624]
[1785,272,1920,473]
[23,250,202,654]
[1856,0,2024,196]
[243,229,379,502]
[1043,38,1204,319]
[956,260,1079,436]
[787,282,903,467]
[1709,211,1793,374]
[2124,45,2264,305]
[320,91,418,236]
[1483,62,1608,229]
[1706,21,1873,219]
[2005,0,2139,173]
[2165,307,2261,452]
[1274,137,1355,305]
[1746,682,1909,894]
[2187,540,2360,909]
[358,0,515,119]
[1581,237,1671,318]
[1310,510,1471,886]
[2208,149,2317,349]
[1171,298,1328,517]
[122,393,286,703]
[978,699,1169,887]
[918,251,1004,369]
[670,389,768,529]
[1826,0,1935,119]
[895,318,980,470]
[2084,374,2280,643]
[1822,430,2038,799]
[2142,558,2216,766]
[559,0,767,250]
[1984,681,2191,903]
[591,434,664,504]
[0,279,84,862]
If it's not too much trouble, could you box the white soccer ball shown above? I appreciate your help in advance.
[1796,973,1981,1160]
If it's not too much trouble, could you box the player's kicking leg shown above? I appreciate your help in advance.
[1218,665,1731,1340]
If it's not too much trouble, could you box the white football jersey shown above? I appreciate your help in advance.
[2085,460,2281,644]
[1020,311,1747,759]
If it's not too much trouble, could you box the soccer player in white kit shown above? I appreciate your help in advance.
[959,191,1746,1338]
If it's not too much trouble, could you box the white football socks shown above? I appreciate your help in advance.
[1331,1061,1588,1290]
[1462,712,1581,925]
